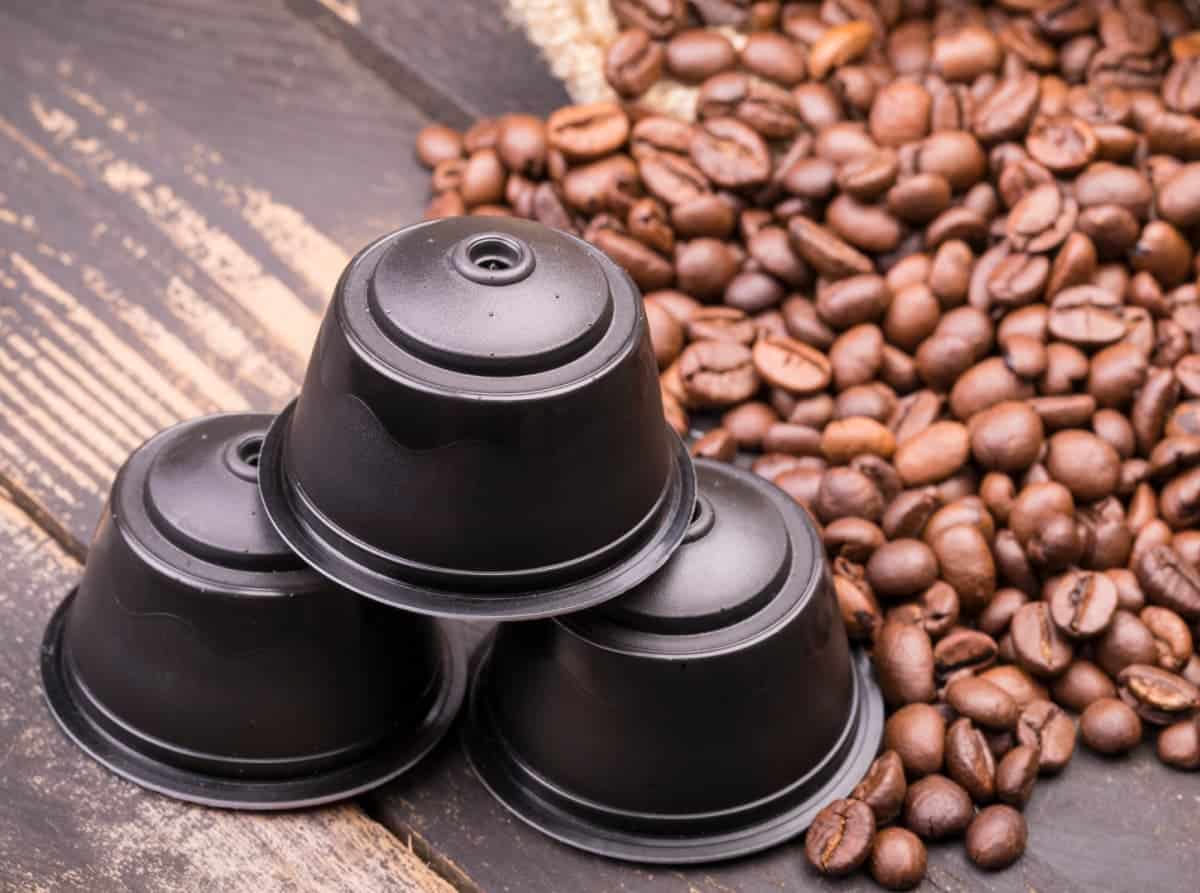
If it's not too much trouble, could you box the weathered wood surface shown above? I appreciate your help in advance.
[0,491,454,892]
[293,0,571,127]
[1,1,1198,891]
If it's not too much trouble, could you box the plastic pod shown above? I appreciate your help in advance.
[461,459,884,863]
[40,412,466,809]
[258,216,695,619]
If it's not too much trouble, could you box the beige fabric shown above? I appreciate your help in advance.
[506,0,746,120]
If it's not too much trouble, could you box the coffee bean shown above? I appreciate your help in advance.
[830,324,886,390]
[416,124,464,168]
[1080,697,1144,754]
[678,340,760,406]
[788,217,875,279]
[809,20,876,80]
[751,335,832,395]
[978,588,1028,639]
[1054,661,1118,717]
[805,798,875,876]
[611,0,686,38]
[966,805,1027,870]
[741,31,807,86]
[903,774,974,840]
[994,744,1040,808]
[932,523,996,614]
[877,621,937,708]
[1117,664,1200,725]
[833,559,883,640]
[894,421,970,486]
[546,102,630,161]
[868,826,927,891]
[1157,716,1200,770]
[945,717,997,804]
[690,117,772,188]
[1027,116,1098,173]
[1139,606,1192,672]
[1011,602,1075,678]
[1045,570,1119,640]
[865,539,938,601]
[1016,699,1077,773]
[665,29,737,83]
[1136,544,1200,621]
[934,629,999,680]
[816,466,885,523]
[968,401,1044,472]
[853,750,908,824]
[948,678,1020,732]
[690,427,737,462]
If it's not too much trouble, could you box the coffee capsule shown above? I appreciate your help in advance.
[41,413,466,809]
[462,459,884,863]
[259,216,695,619]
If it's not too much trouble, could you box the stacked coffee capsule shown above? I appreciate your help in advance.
[41,217,882,860]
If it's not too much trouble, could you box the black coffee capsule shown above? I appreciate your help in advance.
[258,217,695,619]
[41,413,466,809]
[462,459,884,863]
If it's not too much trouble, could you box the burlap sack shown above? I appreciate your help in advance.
[507,0,747,120]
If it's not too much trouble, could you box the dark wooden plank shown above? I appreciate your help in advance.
[6,0,433,264]
[0,0,446,546]
[372,634,1200,893]
[289,0,571,126]
[0,491,455,893]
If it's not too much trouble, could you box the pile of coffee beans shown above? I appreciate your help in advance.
[414,0,1200,887]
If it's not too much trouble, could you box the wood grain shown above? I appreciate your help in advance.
[0,492,454,893]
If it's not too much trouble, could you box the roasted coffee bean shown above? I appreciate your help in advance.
[1139,606,1193,671]
[1052,660,1118,712]
[1048,285,1127,348]
[932,523,996,614]
[416,124,464,167]
[947,678,1020,732]
[1080,697,1143,754]
[853,750,908,824]
[665,29,737,83]
[945,717,997,804]
[816,466,885,523]
[751,335,832,395]
[865,539,938,601]
[788,217,875,279]
[1011,602,1075,678]
[546,102,630,161]
[966,805,1027,870]
[690,117,772,188]
[932,632,998,685]
[1157,716,1200,770]
[690,427,737,462]
[1016,699,1077,773]
[741,31,807,86]
[978,588,1028,639]
[805,798,876,877]
[902,774,974,840]
[868,827,927,891]
[980,665,1049,711]
[762,422,821,456]
[1046,570,1118,639]
[885,703,946,778]
[877,621,937,708]
[809,20,876,80]
[894,422,970,486]
[994,744,1040,808]
[968,401,1044,472]
[1117,664,1200,725]
[1136,545,1200,621]
[611,0,686,38]
[678,340,760,406]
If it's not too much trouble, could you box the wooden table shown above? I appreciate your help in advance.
[0,3,1195,890]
